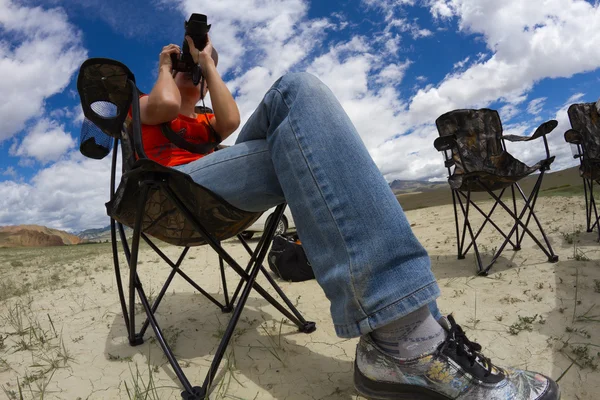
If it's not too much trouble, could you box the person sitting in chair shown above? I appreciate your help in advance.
[137,34,560,400]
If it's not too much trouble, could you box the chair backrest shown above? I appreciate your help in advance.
[435,108,505,174]
[77,58,136,138]
[567,103,600,160]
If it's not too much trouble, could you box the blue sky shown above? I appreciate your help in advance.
[2,0,600,231]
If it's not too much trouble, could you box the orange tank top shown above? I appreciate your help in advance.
[129,96,216,167]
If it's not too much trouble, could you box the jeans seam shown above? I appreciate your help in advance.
[272,86,368,319]
[182,149,270,176]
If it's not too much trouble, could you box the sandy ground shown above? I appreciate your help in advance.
[1,195,599,399]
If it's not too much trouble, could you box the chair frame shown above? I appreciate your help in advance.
[82,59,315,399]
[564,103,600,240]
[434,111,559,275]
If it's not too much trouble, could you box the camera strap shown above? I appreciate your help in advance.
[160,122,220,155]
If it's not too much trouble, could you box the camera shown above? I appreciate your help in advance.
[171,13,211,84]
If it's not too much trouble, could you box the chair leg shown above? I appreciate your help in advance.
[110,218,130,336]
[478,173,558,275]
[451,190,463,259]
[456,189,484,273]
[455,191,471,260]
[238,234,314,328]
[458,188,518,254]
[127,183,150,346]
[511,184,521,250]
[587,179,600,240]
[513,182,556,260]
[159,191,315,397]
[138,242,189,338]
[219,254,232,312]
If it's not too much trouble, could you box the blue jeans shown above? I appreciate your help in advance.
[174,72,441,338]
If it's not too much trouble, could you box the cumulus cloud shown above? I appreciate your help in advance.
[0,151,118,231]
[527,97,547,115]
[410,0,600,127]
[1,166,17,179]
[0,0,87,141]
[5,0,600,233]
[10,119,75,164]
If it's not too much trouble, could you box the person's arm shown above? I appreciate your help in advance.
[140,44,182,125]
[187,35,240,140]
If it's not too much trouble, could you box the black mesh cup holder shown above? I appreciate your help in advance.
[79,101,117,159]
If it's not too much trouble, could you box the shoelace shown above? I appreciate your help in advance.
[443,315,496,378]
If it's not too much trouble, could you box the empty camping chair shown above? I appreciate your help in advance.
[564,101,600,239]
[77,58,316,399]
[433,108,559,275]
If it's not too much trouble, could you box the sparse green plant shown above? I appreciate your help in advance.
[561,231,578,245]
[508,315,539,335]
[531,293,543,302]
[0,357,10,373]
[124,353,178,400]
[108,353,133,362]
[500,295,523,304]
[72,335,84,343]
[565,326,592,339]
[2,301,27,336]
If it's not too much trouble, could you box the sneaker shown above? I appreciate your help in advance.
[354,315,560,399]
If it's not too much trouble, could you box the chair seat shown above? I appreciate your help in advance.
[106,159,262,246]
[449,155,555,192]
[579,159,600,181]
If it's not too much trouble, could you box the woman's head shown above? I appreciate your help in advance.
[173,71,207,101]
[173,46,219,102]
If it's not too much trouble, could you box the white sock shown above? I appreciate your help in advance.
[370,306,446,359]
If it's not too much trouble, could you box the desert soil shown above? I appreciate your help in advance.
[1,195,599,399]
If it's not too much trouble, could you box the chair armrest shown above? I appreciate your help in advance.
[564,129,583,145]
[502,119,557,160]
[502,120,558,142]
[434,135,457,152]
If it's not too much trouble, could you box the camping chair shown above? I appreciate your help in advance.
[433,108,559,275]
[564,101,600,239]
[77,58,316,399]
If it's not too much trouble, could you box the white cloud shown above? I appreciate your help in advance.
[1,166,17,179]
[7,0,600,234]
[527,97,547,115]
[411,0,600,129]
[0,151,117,231]
[453,56,470,70]
[10,119,75,164]
[499,104,520,122]
[393,0,600,178]
[0,0,87,141]
[376,61,412,85]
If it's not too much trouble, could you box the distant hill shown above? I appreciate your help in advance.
[0,225,84,248]
[389,179,447,194]
[78,225,132,242]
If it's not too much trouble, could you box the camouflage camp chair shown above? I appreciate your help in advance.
[434,108,559,275]
[77,58,316,399]
[564,101,600,239]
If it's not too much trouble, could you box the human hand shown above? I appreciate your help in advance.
[185,34,215,70]
[159,43,181,72]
